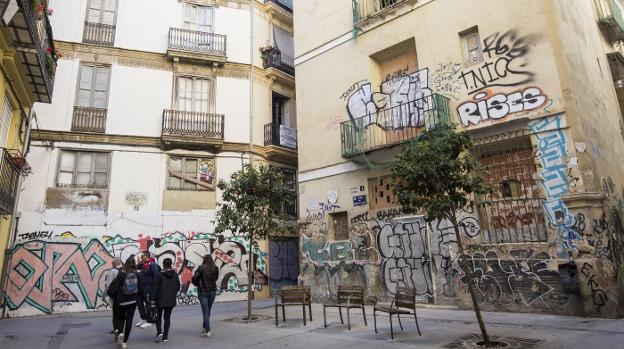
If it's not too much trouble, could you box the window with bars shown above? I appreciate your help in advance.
[474,136,547,244]
[57,150,110,188]
[330,212,349,240]
[461,28,483,66]
[176,76,212,113]
[76,64,110,108]
[167,156,215,191]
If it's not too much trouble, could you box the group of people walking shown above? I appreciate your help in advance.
[105,253,219,348]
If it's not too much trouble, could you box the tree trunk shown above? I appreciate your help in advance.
[449,212,492,345]
[247,234,254,322]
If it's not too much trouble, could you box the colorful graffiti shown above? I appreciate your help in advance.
[5,231,266,315]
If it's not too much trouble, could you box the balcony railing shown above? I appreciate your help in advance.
[264,122,297,150]
[71,106,107,133]
[340,94,450,158]
[353,0,408,24]
[1,0,56,103]
[264,48,295,76]
[0,148,23,215]
[265,0,293,13]
[82,22,116,46]
[168,28,227,57]
[596,0,624,41]
[162,109,225,139]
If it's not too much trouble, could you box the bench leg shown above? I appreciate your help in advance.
[282,304,286,322]
[303,303,307,326]
[275,305,279,327]
[347,307,351,331]
[339,307,344,324]
[398,313,403,331]
[389,313,394,340]
[309,302,313,321]
[414,312,422,336]
[373,309,378,333]
[323,305,327,328]
[362,306,367,326]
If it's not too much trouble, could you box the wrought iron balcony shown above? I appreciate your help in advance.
[167,28,227,64]
[596,0,624,42]
[71,106,107,133]
[82,22,116,46]
[265,0,293,13]
[0,0,56,103]
[340,94,450,159]
[264,122,297,150]
[263,48,295,76]
[0,148,29,215]
[353,0,409,24]
[162,109,224,149]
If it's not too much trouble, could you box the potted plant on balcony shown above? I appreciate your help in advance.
[259,45,275,69]
[31,0,49,19]
[45,47,60,76]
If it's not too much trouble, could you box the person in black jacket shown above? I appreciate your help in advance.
[136,252,159,329]
[196,254,219,337]
[150,258,180,342]
[107,257,143,349]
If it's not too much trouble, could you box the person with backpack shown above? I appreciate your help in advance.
[107,257,143,349]
[150,258,180,342]
[136,252,159,329]
[193,254,219,337]
[104,258,123,334]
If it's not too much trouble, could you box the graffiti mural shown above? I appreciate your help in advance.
[268,239,299,291]
[5,231,267,316]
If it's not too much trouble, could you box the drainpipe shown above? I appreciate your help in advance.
[249,0,254,166]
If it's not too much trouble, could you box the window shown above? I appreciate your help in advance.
[272,92,289,126]
[183,4,214,33]
[87,0,117,25]
[167,156,215,191]
[331,212,349,240]
[461,29,483,66]
[0,96,13,148]
[271,167,297,217]
[76,64,110,108]
[57,150,109,188]
[474,136,547,243]
[176,76,211,113]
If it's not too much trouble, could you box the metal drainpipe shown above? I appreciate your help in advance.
[0,108,34,318]
[249,0,254,166]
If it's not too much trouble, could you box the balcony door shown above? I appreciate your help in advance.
[176,76,212,132]
[183,4,214,49]
[77,64,110,108]
[87,0,117,25]
[0,96,13,148]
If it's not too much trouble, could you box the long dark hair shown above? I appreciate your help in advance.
[203,254,217,273]
[123,257,137,273]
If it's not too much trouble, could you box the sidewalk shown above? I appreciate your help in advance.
[0,299,623,349]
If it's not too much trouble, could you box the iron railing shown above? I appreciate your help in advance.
[353,0,408,23]
[265,0,293,13]
[71,106,107,133]
[168,28,227,57]
[82,22,116,46]
[596,0,624,40]
[264,122,297,150]
[0,148,21,215]
[162,109,225,139]
[264,48,295,76]
[340,94,450,157]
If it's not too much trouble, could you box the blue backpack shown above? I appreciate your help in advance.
[122,272,139,296]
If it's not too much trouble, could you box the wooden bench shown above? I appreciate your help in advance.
[373,287,422,339]
[274,285,312,326]
[322,285,367,330]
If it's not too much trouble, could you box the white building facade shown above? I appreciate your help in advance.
[4,0,298,317]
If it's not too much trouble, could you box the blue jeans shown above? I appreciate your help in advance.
[198,291,216,331]
[137,287,150,320]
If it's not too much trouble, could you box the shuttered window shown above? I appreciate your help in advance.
[87,0,117,25]
[57,150,110,188]
[0,96,13,148]
[183,4,214,33]
[177,76,211,113]
[77,64,110,108]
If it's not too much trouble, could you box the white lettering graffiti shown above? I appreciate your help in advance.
[458,87,547,127]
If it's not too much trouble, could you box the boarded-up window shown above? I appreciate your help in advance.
[474,136,547,243]
[331,212,349,240]
[368,175,397,211]
[167,156,215,191]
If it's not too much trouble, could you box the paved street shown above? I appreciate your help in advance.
[0,300,623,349]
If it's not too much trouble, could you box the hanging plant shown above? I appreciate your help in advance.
[45,47,60,76]
[31,0,49,19]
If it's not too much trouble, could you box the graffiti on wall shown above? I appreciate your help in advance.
[432,62,463,100]
[580,262,608,313]
[269,240,300,290]
[5,231,267,315]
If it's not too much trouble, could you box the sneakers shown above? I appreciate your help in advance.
[135,320,146,327]
[206,330,211,338]
[114,330,119,342]
[117,333,124,348]
[121,343,127,349]
[201,329,207,337]
[154,334,163,343]
[139,322,152,329]
[163,336,168,342]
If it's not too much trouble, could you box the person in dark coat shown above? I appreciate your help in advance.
[107,257,143,349]
[136,252,159,328]
[150,258,180,342]
[196,254,219,337]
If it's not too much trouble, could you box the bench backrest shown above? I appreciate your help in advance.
[337,285,365,304]
[281,285,311,303]
[394,287,416,309]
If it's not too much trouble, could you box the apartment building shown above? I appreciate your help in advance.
[295,0,624,318]
[2,0,298,317]
[0,0,56,311]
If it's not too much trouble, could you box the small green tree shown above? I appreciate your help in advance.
[214,163,297,322]
[391,123,494,345]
